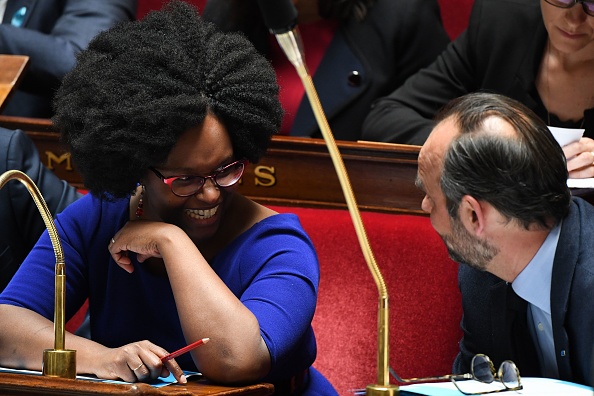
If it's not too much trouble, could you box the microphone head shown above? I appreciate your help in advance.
[257,0,298,34]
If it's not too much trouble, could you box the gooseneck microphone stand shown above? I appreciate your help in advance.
[0,170,76,379]
[256,1,398,394]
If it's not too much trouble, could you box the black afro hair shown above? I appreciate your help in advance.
[53,1,282,199]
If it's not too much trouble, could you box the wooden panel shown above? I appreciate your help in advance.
[5,115,594,214]
[241,137,423,214]
[0,115,425,215]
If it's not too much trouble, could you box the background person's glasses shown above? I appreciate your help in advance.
[149,160,247,197]
[388,354,522,395]
[544,0,594,16]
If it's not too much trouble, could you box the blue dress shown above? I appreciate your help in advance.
[0,193,337,394]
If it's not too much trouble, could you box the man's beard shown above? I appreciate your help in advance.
[440,215,499,271]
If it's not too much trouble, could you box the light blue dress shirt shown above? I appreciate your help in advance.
[512,222,562,378]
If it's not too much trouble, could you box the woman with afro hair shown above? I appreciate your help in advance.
[0,2,337,394]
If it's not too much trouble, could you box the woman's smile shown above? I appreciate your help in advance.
[185,205,219,220]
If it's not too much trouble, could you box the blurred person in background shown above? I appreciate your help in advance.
[0,127,81,292]
[0,0,137,118]
[364,0,594,180]
[203,0,450,140]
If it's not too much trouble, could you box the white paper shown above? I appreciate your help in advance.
[400,377,592,396]
[399,377,592,395]
[547,127,592,188]
[548,126,584,147]
[567,178,594,189]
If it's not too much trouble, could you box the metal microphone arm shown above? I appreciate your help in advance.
[0,170,76,379]
[273,28,398,396]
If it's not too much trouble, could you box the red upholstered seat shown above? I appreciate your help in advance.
[270,206,462,395]
[66,299,88,333]
[438,0,474,39]
[136,0,207,19]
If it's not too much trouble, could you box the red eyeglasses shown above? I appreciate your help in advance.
[149,160,247,197]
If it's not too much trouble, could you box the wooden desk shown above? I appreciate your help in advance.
[2,115,594,214]
[0,372,273,395]
[0,115,426,215]
[0,55,29,111]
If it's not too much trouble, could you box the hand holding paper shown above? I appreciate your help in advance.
[548,126,594,187]
[548,126,584,147]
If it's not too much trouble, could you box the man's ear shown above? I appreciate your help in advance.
[458,195,486,236]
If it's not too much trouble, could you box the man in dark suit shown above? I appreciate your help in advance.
[0,127,81,291]
[415,92,594,386]
[0,0,137,117]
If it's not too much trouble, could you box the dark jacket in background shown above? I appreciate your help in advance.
[0,0,137,118]
[362,0,592,145]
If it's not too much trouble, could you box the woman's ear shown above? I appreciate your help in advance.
[458,195,486,236]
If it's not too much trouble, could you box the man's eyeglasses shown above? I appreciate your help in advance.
[544,0,594,17]
[149,160,247,197]
[389,354,522,395]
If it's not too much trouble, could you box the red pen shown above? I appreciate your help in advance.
[161,337,210,363]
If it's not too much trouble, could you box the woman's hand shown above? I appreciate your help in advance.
[108,221,184,273]
[91,340,186,384]
[563,137,594,179]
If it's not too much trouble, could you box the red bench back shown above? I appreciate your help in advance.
[271,206,462,395]
[136,0,207,19]
[438,0,474,39]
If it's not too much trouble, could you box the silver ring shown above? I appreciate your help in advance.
[111,238,116,245]
[132,363,144,371]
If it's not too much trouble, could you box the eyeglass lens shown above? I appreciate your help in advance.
[471,355,520,390]
[498,361,520,389]
[471,355,495,383]
[545,0,594,15]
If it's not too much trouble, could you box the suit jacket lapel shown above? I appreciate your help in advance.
[507,19,547,110]
[290,29,368,137]
[490,281,540,376]
[506,284,541,377]
[489,281,513,362]
[551,214,579,381]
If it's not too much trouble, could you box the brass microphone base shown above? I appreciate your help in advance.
[43,349,77,379]
[366,384,399,396]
